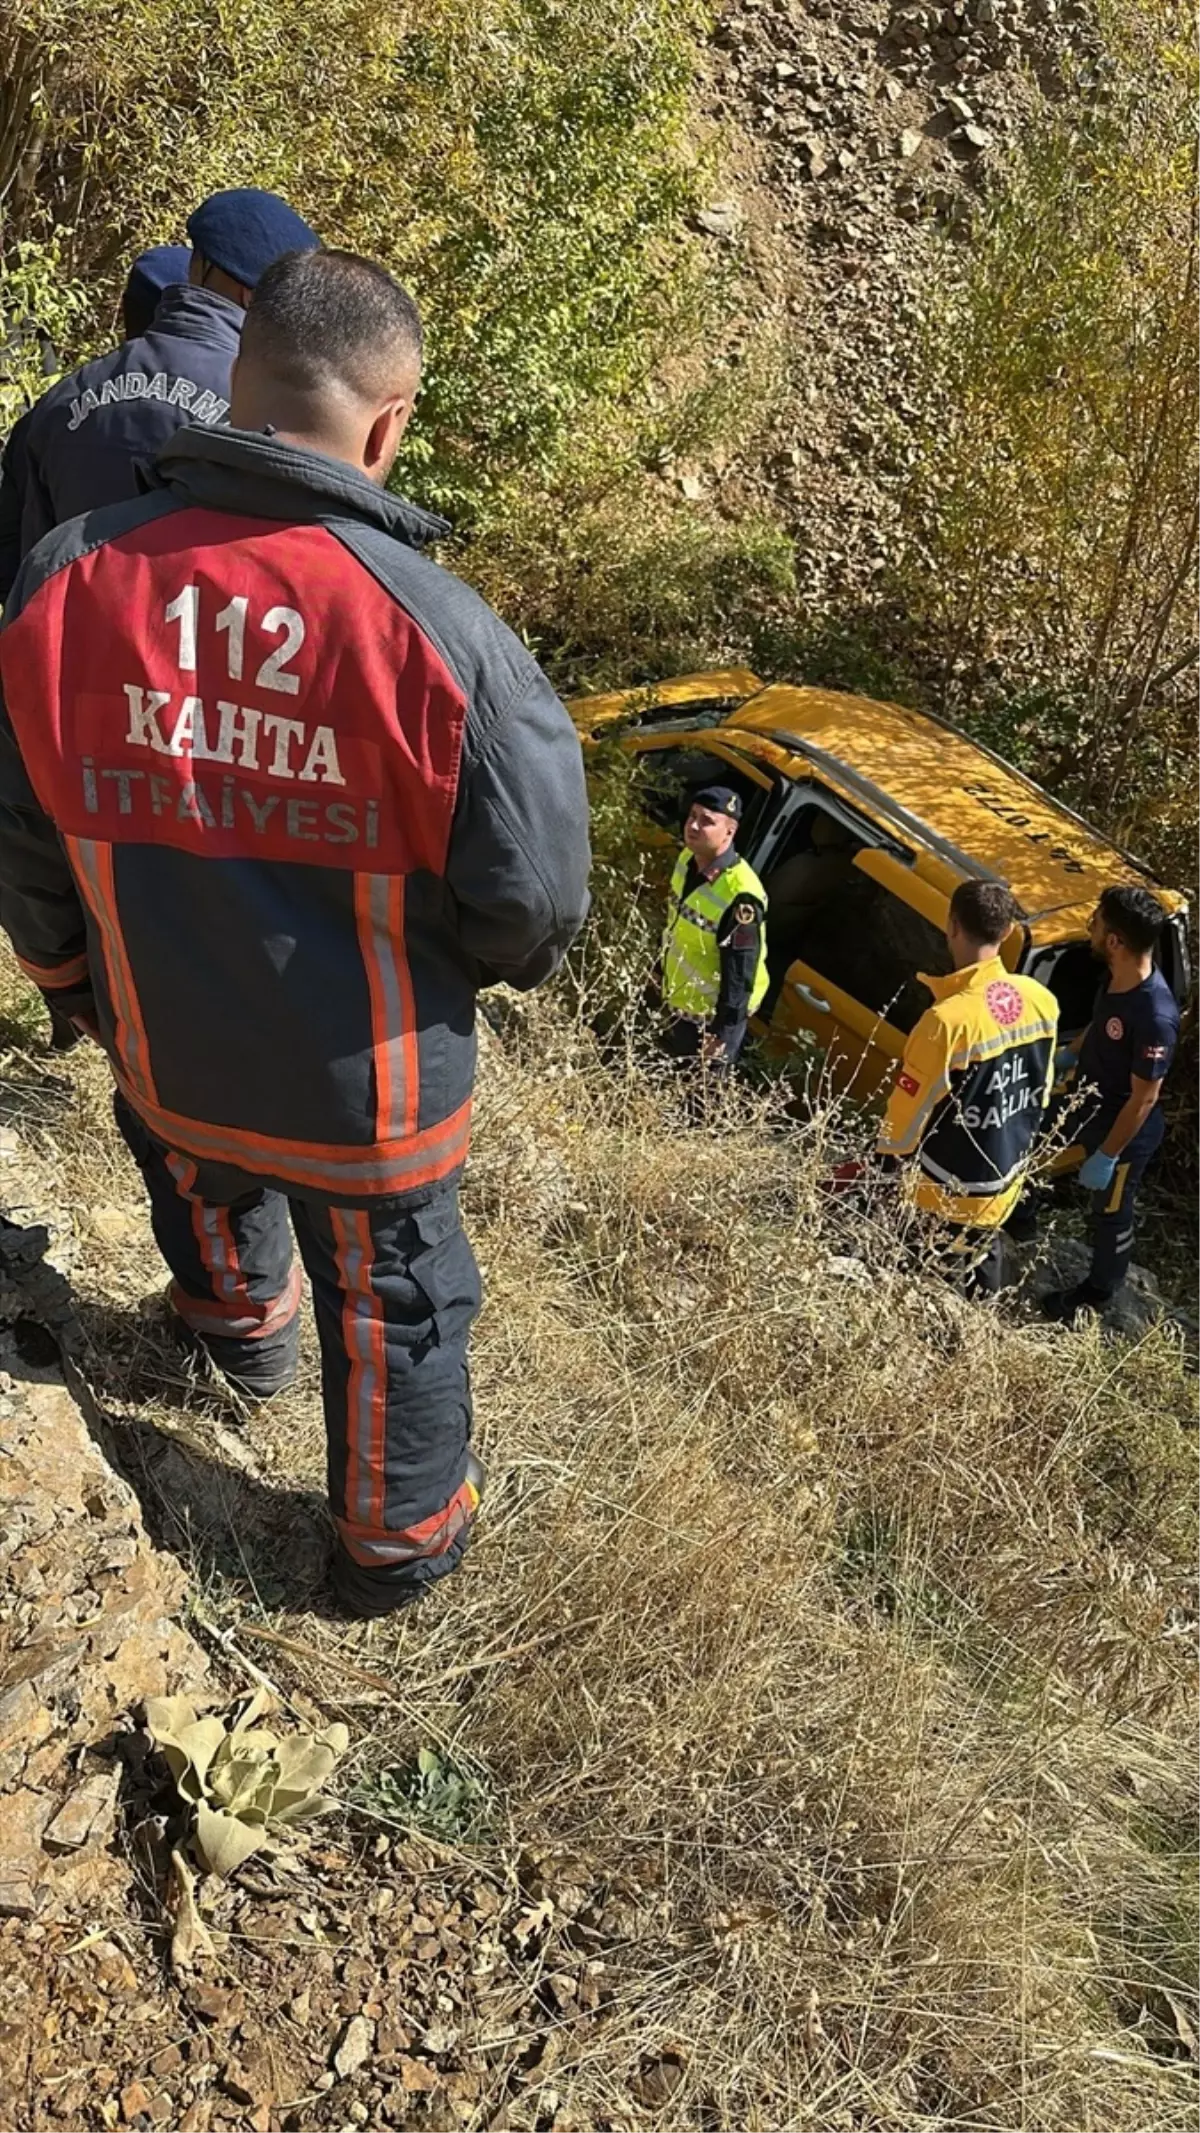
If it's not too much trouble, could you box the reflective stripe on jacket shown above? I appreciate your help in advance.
[661,850,768,1019]
[879,957,1059,1226]
[0,425,591,1204]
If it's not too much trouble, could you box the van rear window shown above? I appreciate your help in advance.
[1029,916,1190,1036]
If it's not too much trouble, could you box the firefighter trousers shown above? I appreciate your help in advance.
[115,1097,482,1608]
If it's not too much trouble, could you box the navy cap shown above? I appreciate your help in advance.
[689,784,743,821]
[122,245,192,337]
[186,189,320,290]
[128,245,191,301]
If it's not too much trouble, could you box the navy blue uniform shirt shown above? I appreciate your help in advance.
[0,283,242,599]
[1078,967,1179,1149]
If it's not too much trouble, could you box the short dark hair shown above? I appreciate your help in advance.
[950,877,1019,948]
[1098,884,1165,956]
[241,248,422,402]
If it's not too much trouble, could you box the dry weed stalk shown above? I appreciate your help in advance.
[0,938,1193,2131]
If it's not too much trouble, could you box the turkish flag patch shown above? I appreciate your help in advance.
[897,1070,920,1096]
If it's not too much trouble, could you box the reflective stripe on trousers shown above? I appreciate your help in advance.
[115,1095,482,1590]
[1086,1146,1152,1299]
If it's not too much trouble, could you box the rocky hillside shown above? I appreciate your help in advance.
[695,0,1101,615]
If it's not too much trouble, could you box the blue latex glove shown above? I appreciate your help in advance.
[1078,1148,1118,1193]
[1053,1045,1077,1077]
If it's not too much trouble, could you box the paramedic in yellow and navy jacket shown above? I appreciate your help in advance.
[878,877,1059,1295]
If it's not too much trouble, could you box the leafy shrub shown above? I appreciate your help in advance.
[0,0,715,536]
[363,1745,496,1845]
[145,1687,349,1876]
[903,0,1197,883]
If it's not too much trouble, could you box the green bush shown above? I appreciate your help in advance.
[378,0,709,532]
[1,0,715,530]
[903,0,1197,883]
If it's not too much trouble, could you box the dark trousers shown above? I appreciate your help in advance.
[659,1018,743,1125]
[660,1016,747,1066]
[1078,1133,1155,1301]
[115,1098,482,1604]
[1027,1100,1160,1302]
[962,1229,1004,1299]
[929,1224,1004,1299]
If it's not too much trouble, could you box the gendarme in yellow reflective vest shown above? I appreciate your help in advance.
[662,850,770,1020]
[878,956,1059,1226]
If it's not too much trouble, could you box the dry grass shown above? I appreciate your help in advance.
[0,941,1195,2132]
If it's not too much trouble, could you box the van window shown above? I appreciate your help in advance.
[1028,942,1099,1036]
[638,747,778,851]
[793,876,952,1033]
[760,803,951,1031]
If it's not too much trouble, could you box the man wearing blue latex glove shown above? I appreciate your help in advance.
[1076,1147,1117,1193]
[1041,885,1180,1324]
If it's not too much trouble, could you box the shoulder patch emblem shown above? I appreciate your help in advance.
[734,900,757,923]
[985,979,1024,1027]
[897,1070,921,1096]
[1105,1016,1124,1041]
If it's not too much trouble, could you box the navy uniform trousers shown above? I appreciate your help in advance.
[115,1097,482,1610]
[1068,1109,1160,1300]
[1013,1099,1161,1302]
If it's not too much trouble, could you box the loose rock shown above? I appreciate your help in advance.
[694,201,741,239]
[332,2014,374,2080]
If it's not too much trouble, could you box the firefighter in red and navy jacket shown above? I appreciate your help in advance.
[0,249,591,1619]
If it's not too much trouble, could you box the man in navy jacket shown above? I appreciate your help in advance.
[0,248,591,1619]
[0,193,317,1051]
[0,189,318,601]
[120,245,194,340]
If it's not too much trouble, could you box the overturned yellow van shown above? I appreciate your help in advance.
[568,671,1190,1098]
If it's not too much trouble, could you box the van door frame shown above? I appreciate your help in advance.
[745,774,912,880]
[751,790,947,1096]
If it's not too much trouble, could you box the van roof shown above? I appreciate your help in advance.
[565,672,1185,935]
[724,685,1184,930]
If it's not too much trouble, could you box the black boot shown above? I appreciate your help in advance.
[47,1002,83,1053]
[1040,1282,1111,1326]
[331,1451,486,1620]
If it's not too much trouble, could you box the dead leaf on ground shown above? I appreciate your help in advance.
[513,1897,554,1945]
[1165,1991,1198,2060]
[169,1849,215,1973]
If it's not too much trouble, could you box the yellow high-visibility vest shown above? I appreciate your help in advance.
[662,850,769,1019]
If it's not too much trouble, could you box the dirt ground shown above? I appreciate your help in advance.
[0,1307,680,2133]
[0,949,1195,2133]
